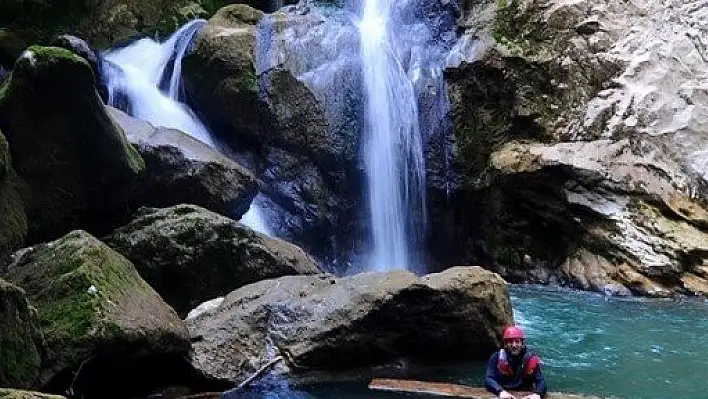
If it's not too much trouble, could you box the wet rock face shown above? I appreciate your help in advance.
[187,266,512,383]
[437,0,708,296]
[183,4,366,269]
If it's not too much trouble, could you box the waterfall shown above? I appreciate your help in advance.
[358,0,427,272]
[102,20,272,235]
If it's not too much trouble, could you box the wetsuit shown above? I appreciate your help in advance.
[484,347,547,398]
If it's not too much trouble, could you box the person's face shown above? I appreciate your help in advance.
[504,338,524,355]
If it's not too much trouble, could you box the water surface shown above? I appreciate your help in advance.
[254,286,708,399]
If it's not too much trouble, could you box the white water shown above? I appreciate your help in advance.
[103,20,271,235]
[358,0,427,271]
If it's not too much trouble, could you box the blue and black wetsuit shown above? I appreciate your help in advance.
[484,348,547,397]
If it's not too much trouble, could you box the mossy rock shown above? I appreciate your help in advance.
[182,4,264,146]
[0,130,28,258]
[104,204,320,316]
[0,46,144,243]
[0,389,65,399]
[0,0,209,49]
[0,279,43,388]
[0,29,28,68]
[1,230,189,386]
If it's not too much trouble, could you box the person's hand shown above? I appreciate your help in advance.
[521,394,541,399]
[499,391,516,399]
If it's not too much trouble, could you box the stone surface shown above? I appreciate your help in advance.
[183,4,366,268]
[104,204,321,317]
[0,279,43,389]
[435,0,708,296]
[187,266,512,383]
[0,46,144,244]
[0,389,65,399]
[0,130,27,258]
[108,107,258,220]
[0,230,189,390]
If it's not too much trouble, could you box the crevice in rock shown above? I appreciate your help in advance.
[42,350,232,399]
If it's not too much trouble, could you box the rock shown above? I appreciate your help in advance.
[0,29,27,70]
[187,266,512,383]
[182,4,265,145]
[0,0,210,49]
[0,230,189,392]
[0,389,65,399]
[434,0,708,296]
[0,130,27,258]
[104,204,321,317]
[0,279,43,388]
[108,107,258,220]
[257,148,362,269]
[183,4,366,268]
[0,46,144,244]
[50,35,108,103]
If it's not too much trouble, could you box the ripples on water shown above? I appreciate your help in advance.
[246,285,708,399]
[508,285,708,399]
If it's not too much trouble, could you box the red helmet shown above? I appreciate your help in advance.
[503,326,525,340]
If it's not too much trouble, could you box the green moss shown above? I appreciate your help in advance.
[214,4,264,25]
[26,45,88,66]
[0,130,28,256]
[13,232,142,364]
[492,1,549,59]
[234,69,257,93]
[0,280,42,387]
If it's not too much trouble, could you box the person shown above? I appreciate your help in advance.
[484,325,547,399]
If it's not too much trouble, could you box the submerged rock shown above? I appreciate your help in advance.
[0,279,43,389]
[0,230,189,394]
[104,204,321,317]
[0,46,144,244]
[187,266,512,383]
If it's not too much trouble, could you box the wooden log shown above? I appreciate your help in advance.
[236,355,284,389]
[369,378,532,398]
[369,379,604,399]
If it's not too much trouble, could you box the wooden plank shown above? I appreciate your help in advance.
[368,378,533,398]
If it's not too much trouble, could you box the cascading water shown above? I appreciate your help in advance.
[358,0,427,272]
[102,19,271,235]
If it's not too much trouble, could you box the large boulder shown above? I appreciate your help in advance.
[183,4,265,147]
[0,130,27,258]
[108,108,258,219]
[431,0,708,296]
[50,35,109,103]
[0,230,189,395]
[0,46,144,244]
[183,4,366,268]
[187,266,512,383]
[104,204,321,317]
[0,279,43,389]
